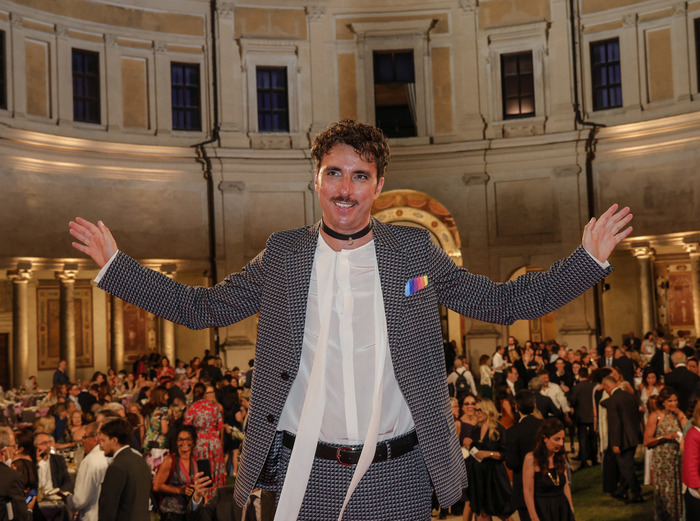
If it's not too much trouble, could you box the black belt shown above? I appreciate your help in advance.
[281,430,419,466]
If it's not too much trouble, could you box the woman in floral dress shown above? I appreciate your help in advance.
[644,386,688,520]
[143,386,171,450]
[184,382,225,490]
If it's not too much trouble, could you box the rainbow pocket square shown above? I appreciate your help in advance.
[405,276,429,297]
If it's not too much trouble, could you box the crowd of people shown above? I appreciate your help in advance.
[441,330,700,521]
[0,352,259,521]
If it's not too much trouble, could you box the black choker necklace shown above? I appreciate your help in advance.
[321,219,373,246]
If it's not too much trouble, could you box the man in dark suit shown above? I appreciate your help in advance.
[665,351,700,414]
[98,418,152,521]
[568,367,597,467]
[70,120,633,517]
[34,432,72,491]
[612,346,635,385]
[600,376,643,503]
[0,427,32,521]
[505,390,543,521]
[623,331,641,352]
[649,342,675,375]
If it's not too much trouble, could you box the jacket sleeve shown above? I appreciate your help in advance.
[431,242,611,325]
[4,471,31,521]
[98,248,267,330]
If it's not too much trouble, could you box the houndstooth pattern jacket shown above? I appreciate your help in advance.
[98,218,611,508]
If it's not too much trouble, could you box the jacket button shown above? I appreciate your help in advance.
[281,372,289,381]
[267,414,275,423]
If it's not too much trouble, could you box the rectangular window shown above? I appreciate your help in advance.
[256,67,289,132]
[72,49,100,124]
[591,38,622,111]
[171,62,201,131]
[0,31,6,110]
[501,51,535,119]
[373,50,417,138]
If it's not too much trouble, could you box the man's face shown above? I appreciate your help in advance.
[35,434,51,459]
[314,143,384,236]
[662,343,671,353]
[507,368,518,382]
[59,360,67,371]
[507,337,515,346]
[1,430,16,462]
[540,373,550,385]
[82,430,99,453]
[98,431,118,457]
[688,360,698,374]
[604,346,613,358]
[555,359,565,373]
[69,384,80,397]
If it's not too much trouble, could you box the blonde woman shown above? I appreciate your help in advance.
[465,399,513,520]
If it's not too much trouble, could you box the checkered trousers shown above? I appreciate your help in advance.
[267,431,434,521]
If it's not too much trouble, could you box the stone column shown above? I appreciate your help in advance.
[684,242,700,335]
[110,296,124,372]
[56,264,78,382]
[633,246,656,335]
[8,262,32,388]
[160,265,177,364]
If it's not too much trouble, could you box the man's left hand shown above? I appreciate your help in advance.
[582,204,633,263]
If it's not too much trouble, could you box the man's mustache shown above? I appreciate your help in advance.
[331,196,358,205]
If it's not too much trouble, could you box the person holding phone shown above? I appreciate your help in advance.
[66,422,108,521]
[153,425,198,521]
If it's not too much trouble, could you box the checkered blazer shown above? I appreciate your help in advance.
[98,218,611,508]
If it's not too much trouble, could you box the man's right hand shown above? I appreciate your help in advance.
[69,217,118,267]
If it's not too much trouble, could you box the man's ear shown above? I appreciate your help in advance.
[374,176,385,198]
[314,170,320,193]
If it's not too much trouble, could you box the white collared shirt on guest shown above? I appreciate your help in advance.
[67,445,109,521]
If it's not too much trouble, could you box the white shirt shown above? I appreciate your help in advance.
[37,457,54,491]
[67,445,109,521]
[541,382,570,413]
[277,237,413,443]
[492,352,506,374]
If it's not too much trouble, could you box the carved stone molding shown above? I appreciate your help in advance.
[459,0,477,12]
[554,165,581,178]
[305,5,326,22]
[674,2,687,17]
[632,245,654,259]
[105,34,118,48]
[462,173,490,186]
[10,13,22,29]
[55,263,79,283]
[219,181,246,193]
[623,14,637,28]
[684,242,700,255]
[218,1,235,19]
[55,24,69,39]
[154,41,168,54]
[7,262,32,282]
[160,264,177,277]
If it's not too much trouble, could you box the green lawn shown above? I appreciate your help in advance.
[570,464,654,521]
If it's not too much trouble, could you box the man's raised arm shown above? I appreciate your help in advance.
[69,217,118,267]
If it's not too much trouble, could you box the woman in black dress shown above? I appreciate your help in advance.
[466,398,514,520]
[522,418,575,521]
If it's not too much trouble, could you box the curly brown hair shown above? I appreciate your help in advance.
[310,119,391,178]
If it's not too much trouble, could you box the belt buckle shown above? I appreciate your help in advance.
[335,446,355,466]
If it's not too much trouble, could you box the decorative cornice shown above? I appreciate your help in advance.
[8,262,33,282]
[623,13,637,28]
[674,2,687,18]
[105,34,118,48]
[10,13,22,29]
[154,41,168,54]
[632,245,654,259]
[219,181,246,193]
[305,5,326,22]
[218,1,235,19]
[458,0,477,12]
[55,24,68,39]
[462,173,489,186]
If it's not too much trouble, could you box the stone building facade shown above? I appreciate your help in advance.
[0,0,698,388]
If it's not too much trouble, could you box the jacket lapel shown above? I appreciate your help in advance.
[372,219,406,356]
[285,223,319,359]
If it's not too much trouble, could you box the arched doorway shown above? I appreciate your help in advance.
[372,189,465,353]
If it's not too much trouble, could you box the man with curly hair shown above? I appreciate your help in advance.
[71,119,632,521]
